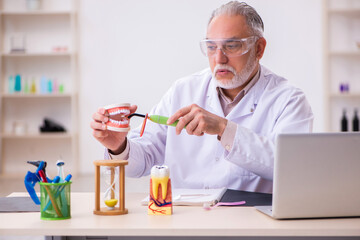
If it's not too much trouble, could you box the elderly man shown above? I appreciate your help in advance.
[91,1,313,193]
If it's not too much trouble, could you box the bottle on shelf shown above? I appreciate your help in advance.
[48,79,53,93]
[8,76,15,94]
[59,82,65,93]
[14,74,22,92]
[30,78,37,93]
[339,82,350,93]
[53,78,58,94]
[352,109,359,132]
[41,76,47,94]
[24,78,29,94]
[341,109,348,132]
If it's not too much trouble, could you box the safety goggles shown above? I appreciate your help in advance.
[199,36,257,57]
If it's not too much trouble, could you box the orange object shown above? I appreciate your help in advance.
[140,113,149,137]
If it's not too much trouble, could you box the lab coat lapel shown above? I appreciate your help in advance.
[226,66,267,121]
[205,66,268,120]
[224,92,256,121]
[206,77,225,118]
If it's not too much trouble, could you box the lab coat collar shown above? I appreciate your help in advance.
[206,65,269,120]
[206,72,225,118]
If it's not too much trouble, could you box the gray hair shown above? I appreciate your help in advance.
[208,1,264,37]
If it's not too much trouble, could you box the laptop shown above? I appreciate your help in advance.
[256,132,360,219]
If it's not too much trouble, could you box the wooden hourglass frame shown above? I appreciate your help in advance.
[93,160,128,215]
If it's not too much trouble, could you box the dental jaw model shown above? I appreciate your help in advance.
[148,165,173,215]
[104,103,131,132]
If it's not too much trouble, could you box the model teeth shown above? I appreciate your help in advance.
[109,118,129,126]
[109,108,130,116]
[151,165,170,200]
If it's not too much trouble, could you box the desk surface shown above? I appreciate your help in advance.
[1,192,360,237]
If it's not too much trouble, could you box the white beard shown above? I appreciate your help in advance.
[212,49,257,90]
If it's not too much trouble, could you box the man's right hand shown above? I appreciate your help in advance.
[90,105,137,155]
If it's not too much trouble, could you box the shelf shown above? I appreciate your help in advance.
[329,51,360,57]
[0,0,79,176]
[330,93,360,98]
[1,132,73,139]
[328,9,360,15]
[0,11,74,16]
[1,52,73,57]
[1,93,73,98]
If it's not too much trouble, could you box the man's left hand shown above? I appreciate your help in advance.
[167,104,227,137]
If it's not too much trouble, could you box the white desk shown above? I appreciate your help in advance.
[1,192,360,238]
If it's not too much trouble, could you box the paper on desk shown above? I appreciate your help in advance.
[141,188,227,206]
[0,197,40,212]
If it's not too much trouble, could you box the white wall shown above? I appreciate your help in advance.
[78,0,324,178]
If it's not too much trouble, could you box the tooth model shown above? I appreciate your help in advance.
[148,165,173,215]
[104,103,131,132]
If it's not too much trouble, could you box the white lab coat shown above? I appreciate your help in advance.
[124,65,313,193]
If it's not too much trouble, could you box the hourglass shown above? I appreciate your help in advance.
[93,160,128,215]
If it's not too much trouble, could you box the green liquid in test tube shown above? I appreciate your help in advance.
[24,79,29,93]
[59,84,64,93]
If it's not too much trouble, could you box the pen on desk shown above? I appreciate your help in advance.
[174,194,211,200]
[179,194,211,197]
